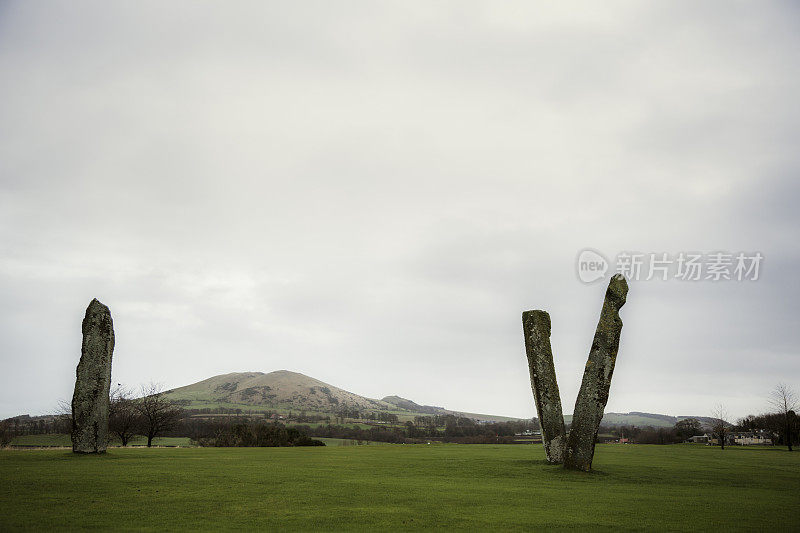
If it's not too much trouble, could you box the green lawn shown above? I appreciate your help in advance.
[295,422,377,430]
[1,444,798,531]
[313,437,391,447]
[10,434,193,447]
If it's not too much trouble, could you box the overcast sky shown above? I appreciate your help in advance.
[1,1,798,421]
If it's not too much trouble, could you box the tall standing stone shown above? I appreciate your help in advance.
[564,274,628,471]
[522,310,567,464]
[71,298,115,453]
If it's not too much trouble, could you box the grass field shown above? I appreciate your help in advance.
[10,434,193,447]
[1,444,798,531]
[313,437,392,447]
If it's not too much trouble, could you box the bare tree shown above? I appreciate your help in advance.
[56,399,74,435]
[136,383,182,447]
[769,383,798,451]
[109,385,141,447]
[710,404,730,450]
[0,419,12,447]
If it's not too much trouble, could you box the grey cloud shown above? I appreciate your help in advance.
[1,1,799,420]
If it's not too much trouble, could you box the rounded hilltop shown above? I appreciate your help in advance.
[163,370,393,413]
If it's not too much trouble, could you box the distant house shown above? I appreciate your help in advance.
[689,432,771,446]
[728,432,771,446]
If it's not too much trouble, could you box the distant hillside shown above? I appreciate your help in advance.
[161,370,709,427]
[381,396,447,415]
[163,370,519,422]
[165,370,394,413]
[379,395,517,422]
[565,411,719,429]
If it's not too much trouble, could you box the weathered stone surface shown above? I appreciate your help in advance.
[564,274,628,471]
[522,310,566,464]
[71,299,115,453]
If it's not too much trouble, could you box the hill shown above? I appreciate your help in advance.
[163,370,519,422]
[565,411,720,429]
[380,395,447,415]
[164,370,393,413]
[162,370,710,427]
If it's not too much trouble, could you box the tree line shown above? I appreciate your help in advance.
[107,383,183,446]
[188,421,325,447]
[0,383,183,447]
[594,384,798,449]
[2,382,795,450]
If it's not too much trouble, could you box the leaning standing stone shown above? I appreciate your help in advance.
[522,310,566,464]
[71,299,115,453]
[564,274,628,471]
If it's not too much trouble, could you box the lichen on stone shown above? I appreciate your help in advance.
[71,299,114,454]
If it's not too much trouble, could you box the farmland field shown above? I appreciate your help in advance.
[313,437,389,447]
[1,444,798,531]
[9,434,192,448]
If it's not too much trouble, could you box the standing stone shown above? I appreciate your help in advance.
[71,299,115,453]
[564,274,628,471]
[522,310,566,464]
